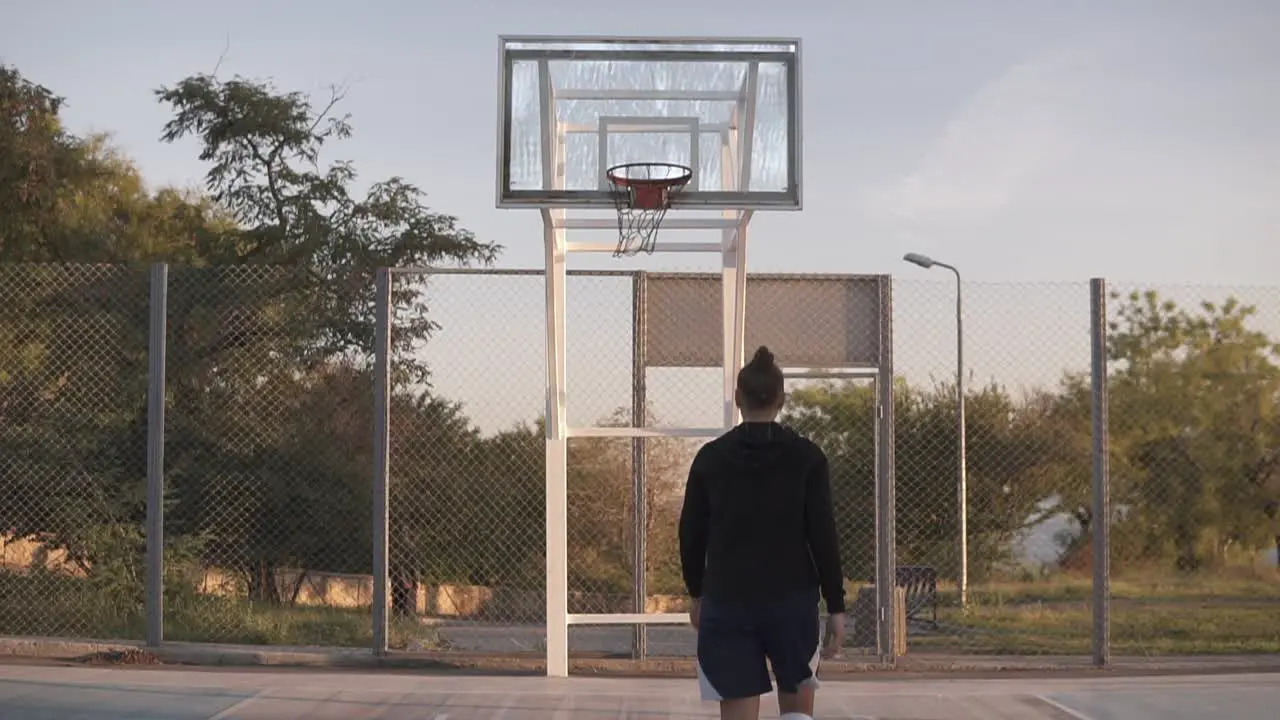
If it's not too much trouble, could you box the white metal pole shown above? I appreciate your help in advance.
[720,230,740,429]
[733,215,750,379]
[542,209,569,678]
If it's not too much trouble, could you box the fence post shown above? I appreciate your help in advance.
[372,268,393,656]
[875,275,897,662]
[631,271,648,660]
[144,263,168,648]
[1090,278,1111,666]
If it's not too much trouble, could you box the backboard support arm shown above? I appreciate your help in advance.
[538,206,754,677]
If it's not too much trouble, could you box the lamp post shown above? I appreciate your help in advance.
[903,252,968,609]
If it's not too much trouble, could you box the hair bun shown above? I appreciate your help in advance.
[749,345,775,368]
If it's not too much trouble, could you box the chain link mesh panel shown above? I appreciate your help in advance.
[0,264,150,640]
[782,376,879,652]
[18,262,1277,663]
[1105,283,1280,656]
[387,271,546,654]
[163,266,373,647]
[892,280,1093,656]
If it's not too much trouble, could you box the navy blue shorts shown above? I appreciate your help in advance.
[696,588,822,701]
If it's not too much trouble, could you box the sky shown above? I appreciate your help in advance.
[4,0,1277,281]
[3,0,1279,433]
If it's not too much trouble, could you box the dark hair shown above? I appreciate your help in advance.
[736,345,784,411]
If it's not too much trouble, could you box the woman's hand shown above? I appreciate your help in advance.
[822,612,846,659]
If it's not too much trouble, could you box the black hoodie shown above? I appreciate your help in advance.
[678,421,847,615]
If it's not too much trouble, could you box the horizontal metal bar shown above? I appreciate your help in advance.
[644,271,888,282]
[508,49,796,64]
[388,268,888,283]
[566,241,724,253]
[565,612,691,626]
[388,267,544,277]
[562,122,729,134]
[501,189,799,210]
[501,35,800,49]
[558,217,742,230]
[601,115,697,127]
[388,267,636,278]
[555,89,743,101]
[783,368,881,379]
[568,426,724,438]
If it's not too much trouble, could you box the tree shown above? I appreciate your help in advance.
[785,378,1064,582]
[154,74,499,381]
[564,408,693,607]
[141,72,502,601]
[1105,290,1280,570]
[0,64,96,261]
[1,64,505,616]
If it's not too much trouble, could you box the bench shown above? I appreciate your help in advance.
[895,565,938,628]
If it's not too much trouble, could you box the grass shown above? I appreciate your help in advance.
[847,566,1280,656]
[0,571,441,650]
[908,601,1280,655]
[5,567,1279,657]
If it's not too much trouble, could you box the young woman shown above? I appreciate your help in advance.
[679,346,847,720]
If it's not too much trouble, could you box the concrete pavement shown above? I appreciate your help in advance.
[0,664,1277,719]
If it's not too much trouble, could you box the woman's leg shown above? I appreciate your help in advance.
[777,684,816,716]
[698,597,771,719]
[720,695,761,720]
[762,590,822,719]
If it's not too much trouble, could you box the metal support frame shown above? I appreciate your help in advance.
[370,264,893,672]
[539,211,754,676]
[511,39,836,677]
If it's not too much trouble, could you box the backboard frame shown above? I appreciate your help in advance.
[496,35,803,211]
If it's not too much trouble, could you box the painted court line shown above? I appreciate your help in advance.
[207,694,263,720]
[1036,694,1099,720]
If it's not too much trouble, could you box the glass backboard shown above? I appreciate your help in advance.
[497,37,802,210]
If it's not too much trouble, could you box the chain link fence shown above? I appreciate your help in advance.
[0,264,150,641]
[1104,282,1280,657]
[385,270,546,655]
[161,265,375,647]
[890,280,1094,657]
[781,376,879,652]
[4,263,1280,664]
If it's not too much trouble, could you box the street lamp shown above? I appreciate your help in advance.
[903,252,968,609]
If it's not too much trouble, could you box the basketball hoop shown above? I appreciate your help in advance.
[605,162,693,256]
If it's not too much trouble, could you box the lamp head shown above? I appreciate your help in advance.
[903,252,936,269]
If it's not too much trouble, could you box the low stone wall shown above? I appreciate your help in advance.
[198,566,688,619]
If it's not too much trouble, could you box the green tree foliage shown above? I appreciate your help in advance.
[154,74,498,381]
[1105,291,1280,570]
[0,64,507,615]
[785,379,1062,582]
[564,415,691,602]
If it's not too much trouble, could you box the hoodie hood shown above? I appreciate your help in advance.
[733,421,800,463]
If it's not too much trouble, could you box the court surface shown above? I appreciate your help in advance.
[0,665,1273,719]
